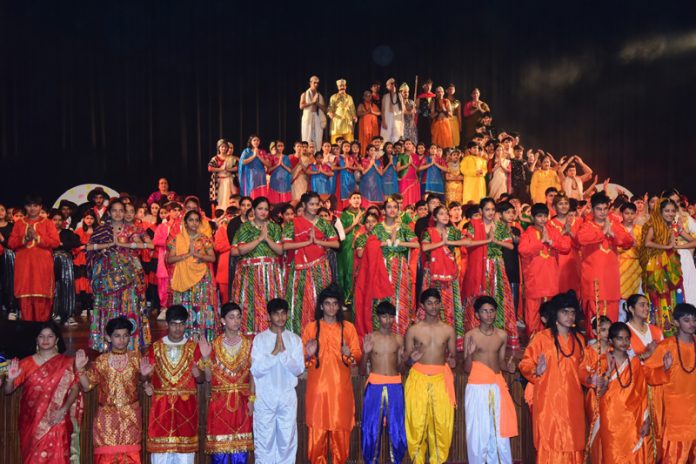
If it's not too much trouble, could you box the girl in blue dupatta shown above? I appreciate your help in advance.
[359,145,384,205]
[239,134,269,199]
[381,142,399,196]
[335,140,358,206]
[309,151,335,195]
[419,143,447,196]
[268,140,293,204]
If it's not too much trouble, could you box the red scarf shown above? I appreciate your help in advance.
[462,218,488,296]
[427,227,458,281]
[353,235,392,337]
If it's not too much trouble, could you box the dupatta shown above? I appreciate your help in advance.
[171,228,208,292]
[353,234,392,337]
[426,226,458,281]
[462,218,488,297]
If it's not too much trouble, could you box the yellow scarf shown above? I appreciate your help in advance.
[638,198,671,271]
[171,228,208,292]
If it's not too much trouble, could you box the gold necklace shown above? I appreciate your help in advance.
[479,326,494,337]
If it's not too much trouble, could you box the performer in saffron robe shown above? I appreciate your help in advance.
[76,317,151,464]
[144,306,203,464]
[238,134,270,199]
[357,90,381,154]
[299,75,325,150]
[518,203,571,334]
[463,198,519,349]
[8,194,60,321]
[577,193,634,326]
[199,303,254,463]
[283,192,339,334]
[429,87,453,149]
[460,142,487,205]
[4,322,81,464]
[643,303,696,464]
[88,199,149,352]
[337,192,363,304]
[397,139,422,207]
[355,199,419,336]
[167,209,219,342]
[359,145,385,205]
[251,298,305,464]
[327,78,357,143]
[360,302,407,464]
[548,193,581,294]
[640,198,696,330]
[302,285,362,464]
[267,140,293,204]
[596,322,654,464]
[519,292,600,464]
[463,296,518,464]
[404,288,457,464]
[231,197,284,333]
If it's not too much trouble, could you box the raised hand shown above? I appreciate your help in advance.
[487,225,496,242]
[541,226,550,244]
[664,351,673,371]
[272,331,285,355]
[189,239,195,256]
[390,226,398,243]
[363,334,374,355]
[140,358,154,378]
[536,353,547,376]
[198,337,212,360]
[7,358,21,382]
[305,339,318,357]
[644,341,657,358]
[309,228,316,244]
[607,353,617,374]
[75,350,89,371]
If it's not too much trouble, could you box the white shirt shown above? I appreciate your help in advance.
[251,329,305,393]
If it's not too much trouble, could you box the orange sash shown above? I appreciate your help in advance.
[366,373,402,386]
[467,361,518,438]
[412,362,456,407]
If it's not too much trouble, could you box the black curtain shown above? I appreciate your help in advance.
[2,1,695,207]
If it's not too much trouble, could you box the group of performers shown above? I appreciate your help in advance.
[1,75,696,464]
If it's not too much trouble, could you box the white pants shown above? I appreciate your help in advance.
[151,453,195,464]
[465,383,512,464]
[253,389,298,463]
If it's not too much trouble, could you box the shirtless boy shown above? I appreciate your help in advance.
[404,288,456,464]
[463,296,518,464]
[360,301,407,463]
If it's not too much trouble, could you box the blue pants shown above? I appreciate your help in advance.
[210,452,248,464]
[361,382,407,463]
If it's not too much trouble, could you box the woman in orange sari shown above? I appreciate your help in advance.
[429,87,453,149]
[357,90,381,155]
[4,322,81,464]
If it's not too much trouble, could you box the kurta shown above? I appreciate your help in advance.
[251,329,305,464]
[530,170,561,205]
[8,217,59,299]
[598,355,653,464]
[460,155,487,204]
[301,89,325,150]
[85,351,143,459]
[519,329,594,461]
[302,320,362,431]
[206,335,254,456]
[576,220,634,322]
[381,93,404,143]
[643,337,696,463]
[146,338,201,454]
[548,217,582,294]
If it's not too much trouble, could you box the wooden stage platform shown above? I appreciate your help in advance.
[0,315,536,463]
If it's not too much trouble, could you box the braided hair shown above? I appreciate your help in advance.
[312,283,345,368]
[547,291,586,362]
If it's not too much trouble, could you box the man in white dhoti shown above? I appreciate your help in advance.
[251,298,305,464]
[380,77,404,143]
[463,296,518,464]
[300,76,326,150]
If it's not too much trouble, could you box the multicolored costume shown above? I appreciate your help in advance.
[619,224,644,299]
[231,221,284,333]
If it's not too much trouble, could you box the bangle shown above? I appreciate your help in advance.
[248,394,256,403]
[394,239,400,247]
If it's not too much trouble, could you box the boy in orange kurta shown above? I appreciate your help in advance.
[302,284,362,464]
[519,291,600,464]
[8,195,60,321]
[576,193,634,326]
[518,203,571,334]
[643,303,696,464]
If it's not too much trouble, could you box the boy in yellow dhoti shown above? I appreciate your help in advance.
[404,288,457,464]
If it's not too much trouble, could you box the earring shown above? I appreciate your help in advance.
[53,345,59,353]
[35,343,39,353]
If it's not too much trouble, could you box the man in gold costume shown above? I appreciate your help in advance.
[327,79,357,143]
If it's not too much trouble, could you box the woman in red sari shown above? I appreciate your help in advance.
[5,322,81,464]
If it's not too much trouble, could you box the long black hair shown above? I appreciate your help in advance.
[312,283,345,368]
[546,291,585,362]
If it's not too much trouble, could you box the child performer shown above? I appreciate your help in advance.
[198,302,254,462]
[586,315,612,464]
[643,303,696,463]
[618,202,643,319]
[404,288,457,464]
[360,301,407,464]
[596,322,653,464]
[519,291,602,463]
[143,305,203,464]
[463,296,518,464]
[251,298,305,464]
[302,284,362,464]
[75,316,153,463]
